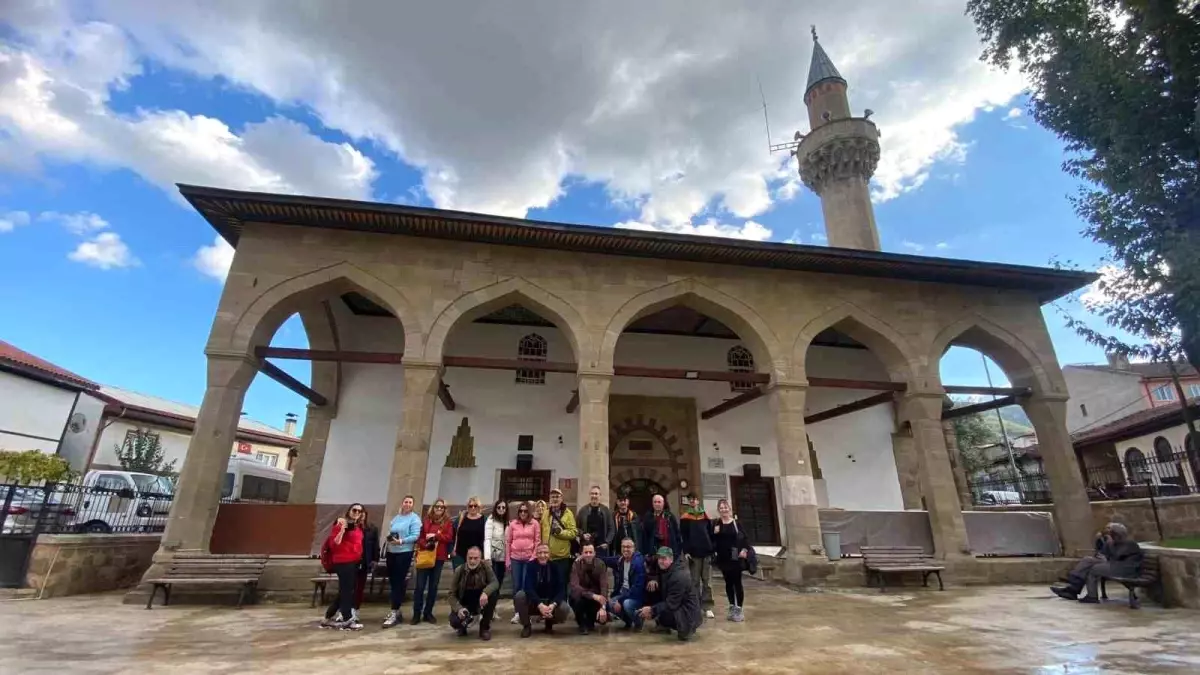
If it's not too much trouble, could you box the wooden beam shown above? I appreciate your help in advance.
[443,355,578,374]
[566,390,579,414]
[942,394,1021,420]
[259,360,328,406]
[807,377,907,392]
[700,387,765,420]
[614,365,771,384]
[255,347,403,364]
[943,385,1030,396]
[438,381,456,411]
[804,391,894,425]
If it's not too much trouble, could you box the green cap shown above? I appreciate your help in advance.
[656,546,674,558]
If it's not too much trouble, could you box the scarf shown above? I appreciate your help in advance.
[655,511,669,546]
[683,505,706,518]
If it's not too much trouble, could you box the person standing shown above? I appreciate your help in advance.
[639,494,681,559]
[602,537,647,630]
[382,495,421,628]
[452,497,486,571]
[711,498,750,622]
[638,547,701,641]
[448,546,500,641]
[410,499,453,625]
[351,507,381,624]
[569,542,611,635]
[611,492,638,551]
[542,488,577,596]
[483,499,508,621]
[319,503,365,630]
[513,543,569,637]
[505,501,541,624]
[576,485,615,556]
[680,493,715,619]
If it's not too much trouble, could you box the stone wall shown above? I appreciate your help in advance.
[780,555,1075,589]
[1144,545,1200,610]
[25,534,160,599]
[979,494,1200,543]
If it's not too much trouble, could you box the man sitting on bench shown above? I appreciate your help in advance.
[1051,522,1143,603]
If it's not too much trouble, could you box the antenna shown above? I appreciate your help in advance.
[759,76,803,155]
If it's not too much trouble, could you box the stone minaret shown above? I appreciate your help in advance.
[795,29,882,251]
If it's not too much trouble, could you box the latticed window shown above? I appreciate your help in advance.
[516,333,548,385]
[727,345,756,392]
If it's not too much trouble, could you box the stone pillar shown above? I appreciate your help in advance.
[890,428,923,510]
[771,383,823,558]
[577,373,612,507]
[384,362,441,517]
[901,393,970,558]
[288,403,336,504]
[941,419,973,510]
[1022,395,1095,556]
[159,353,257,552]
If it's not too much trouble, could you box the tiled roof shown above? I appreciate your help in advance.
[0,339,98,391]
[1067,361,1198,379]
[806,37,846,92]
[1072,398,1200,448]
[97,385,300,446]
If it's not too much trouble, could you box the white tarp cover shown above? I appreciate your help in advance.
[817,509,1060,557]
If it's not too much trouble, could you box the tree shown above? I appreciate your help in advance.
[0,450,74,483]
[951,412,1001,476]
[966,0,1200,370]
[116,429,177,479]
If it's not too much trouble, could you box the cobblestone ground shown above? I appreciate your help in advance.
[2,582,1198,674]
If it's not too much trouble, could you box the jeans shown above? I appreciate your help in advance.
[509,559,531,599]
[324,562,357,621]
[609,597,643,628]
[449,588,498,631]
[412,559,444,618]
[491,560,506,593]
[386,551,414,611]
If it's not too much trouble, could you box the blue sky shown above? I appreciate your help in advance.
[0,2,1120,435]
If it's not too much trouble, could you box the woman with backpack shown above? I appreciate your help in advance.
[319,503,366,630]
[410,498,453,625]
[711,498,750,622]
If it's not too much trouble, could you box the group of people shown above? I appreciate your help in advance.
[317,486,755,642]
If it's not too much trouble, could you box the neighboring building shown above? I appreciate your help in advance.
[1072,398,1200,498]
[89,386,300,472]
[1063,355,1200,434]
[0,339,105,468]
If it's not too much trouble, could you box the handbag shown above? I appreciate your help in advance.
[414,547,437,570]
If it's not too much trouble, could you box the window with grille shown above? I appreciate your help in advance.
[516,333,547,385]
[1188,384,1200,399]
[727,345,756,392]
[1152,384,1175,402]
[255,452,279,467]
[499,470,551,501]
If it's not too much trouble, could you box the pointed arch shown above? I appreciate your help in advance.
[598,279,783,377]
[219,261,420,356]
[423,277,590,364]
[927,314,1058,394]
[791,301,918,383]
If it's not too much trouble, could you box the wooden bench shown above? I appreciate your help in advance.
[1100,554,1160,609]
[145,554,269,609]
[861,546,945,593]
[310,559,397,607]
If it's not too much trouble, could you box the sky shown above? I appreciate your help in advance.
[0,1,1124,436]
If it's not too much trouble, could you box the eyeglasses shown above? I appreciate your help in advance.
[434,505,445,510]
[468,504,480,508]
[349,508,362,514]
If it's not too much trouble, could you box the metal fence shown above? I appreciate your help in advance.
[967,450,1200,506]
[1,480,174,536]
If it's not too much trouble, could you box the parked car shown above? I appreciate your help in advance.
[68,470,175,534]
[1,486,76,534]
[978,490,1023,505]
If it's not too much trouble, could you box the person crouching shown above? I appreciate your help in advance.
[448,546,499,641]
[569,541,611,635]
[638,547,701,641]
[514,543,569,638]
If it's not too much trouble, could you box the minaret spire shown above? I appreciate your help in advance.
[806,26,846,96]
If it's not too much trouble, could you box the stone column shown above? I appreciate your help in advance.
[771,383,823,558]
[901,393,970,558]
[890,428,923,510]
[384,362,442,517]
[941,419,973,510]
[288,403,336,504]
[577,373,612,507]
[159,353,257,552]
[1022,395,1095,556]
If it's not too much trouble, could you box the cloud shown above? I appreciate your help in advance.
[193,235,235,280]
[40,211,110,235]
[68,231,138,269]
[935,242,950,250]
[1005,108,1023,119]
[901,240,925,252]
[615,218,771,241]
[0,211,31,233]
[1,1,1027,236]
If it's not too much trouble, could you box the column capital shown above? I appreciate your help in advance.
[306,402,338,419]
[577,369,615,381]
[898,389,949,422]
[770,379,809,392]
[399,359,444,373]
[202,350,258,391]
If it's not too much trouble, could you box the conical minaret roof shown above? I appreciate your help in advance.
[806,29,846,93]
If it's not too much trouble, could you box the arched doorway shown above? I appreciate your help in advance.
[616,478,667,517]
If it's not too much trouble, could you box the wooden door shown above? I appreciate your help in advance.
[729,475,781,546]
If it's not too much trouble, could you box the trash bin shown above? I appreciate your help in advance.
[821,531,841,561]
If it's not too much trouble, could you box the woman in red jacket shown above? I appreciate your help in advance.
[410,498,453,625]
[320,503,366,630]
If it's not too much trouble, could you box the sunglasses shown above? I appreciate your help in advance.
[349,508,362,514]
[434,505,445,509]
[468,504,480,508]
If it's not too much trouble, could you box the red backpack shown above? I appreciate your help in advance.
[319,525,339,573]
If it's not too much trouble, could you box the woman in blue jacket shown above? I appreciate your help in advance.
[381,495,422,628]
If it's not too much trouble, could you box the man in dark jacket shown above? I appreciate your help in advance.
[638,547,701,641]
[1052,522,1144,602]
[576,485,616,555]
[513,543,569,637]
[679,493,715,615]
[569,542,611,634]
[448,546,500,640]
[611,492,639,551]
[639,494,682,559]
[602,537,647,629]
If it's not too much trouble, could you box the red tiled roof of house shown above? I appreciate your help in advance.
[1068,361,1198,379]
[0,339,98,391]
[1072,398,1200,448]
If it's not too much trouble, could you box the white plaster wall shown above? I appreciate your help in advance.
[0,371,79,454]
[92,420,292,472]
[58,393,106,471]
[1062,366,1148,433]
[1114,424,1196,488]
[319,311,903,512]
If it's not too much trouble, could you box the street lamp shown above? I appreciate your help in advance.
[1137,468,1164,541]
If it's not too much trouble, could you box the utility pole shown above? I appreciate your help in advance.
[982,353,1022,498]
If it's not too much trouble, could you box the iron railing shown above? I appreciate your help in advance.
[967,450,1200,505]
[1,480,174,535]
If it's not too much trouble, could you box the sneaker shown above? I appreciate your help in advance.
[350,608,360,623]
[510,614,520,624]
[578,625,590,635]
[339,620,364,631]
[725,606,735,621]
[705,609,715,619]
[381,611,398,628]
[320,617,338,629]
[732,606,745,623]
[520,624,532,638]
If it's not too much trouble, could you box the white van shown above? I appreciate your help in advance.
[72,470,175,533]
[222,457,293,503]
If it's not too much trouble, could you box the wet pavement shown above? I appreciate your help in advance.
[2,581,1197,674]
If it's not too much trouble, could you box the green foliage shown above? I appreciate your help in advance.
[951,412,1002,476]
[116,429,178,479]
[967,0,1200,369]
[0,449,74,483]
